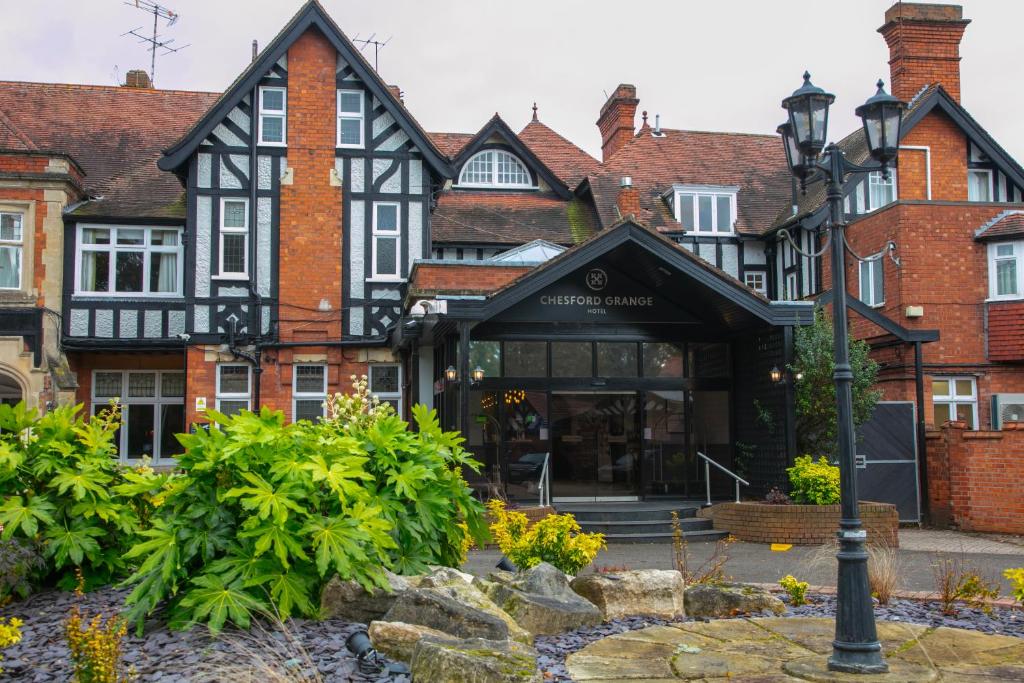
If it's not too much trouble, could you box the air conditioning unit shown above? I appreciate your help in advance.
[991,393,1024,430]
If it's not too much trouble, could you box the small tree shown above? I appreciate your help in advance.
[791,308,881,457]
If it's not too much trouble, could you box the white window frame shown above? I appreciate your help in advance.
[217,198,249,280]
[672,185,738,236]
[859,254,885,308]
[784,272,798,301]
[744,271,766,296]
[292,364,327,422]
[91,370,185,463]
[0,211,24,290]
[216,363,251,414]
[370,201,402,281]
[456,150,534,189]
[336,89,364,149]
[932,376,978,430]
[867,170,897,211]
[369,364,402,418]
[74,224,184,297]
[968,169,993,202]
[987,241,1023,300]
[258,86,287,146]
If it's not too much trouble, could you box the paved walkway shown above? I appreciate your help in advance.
[565,617,1024,681]
[899,529,1024,555]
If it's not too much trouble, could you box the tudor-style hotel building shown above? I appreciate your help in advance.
[2,3,1023,520]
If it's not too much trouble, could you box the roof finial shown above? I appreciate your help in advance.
[640,110,650,132]
[532,101,538,122]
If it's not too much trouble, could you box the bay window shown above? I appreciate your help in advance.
[293,364,327,423]
[216,364,251,415]
[92,370,185,463]
[76,225,183,296]
[0,212,23,290]
[258,86,287,145]
[337,89,364,148]
[988,241,1022,299]
[372,202,401,279]
[672,185,737,234]
[218,198,249,278]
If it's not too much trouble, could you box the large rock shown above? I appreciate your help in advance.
[419,566,475,588]
[570,569,685,620]
[479,563,602,635]
[383,585,532,643]
[410,637,541,683]
[319,570,411,623]
[367,620,455,663]
[684,583,786,619]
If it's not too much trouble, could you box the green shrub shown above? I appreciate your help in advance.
[0,402,160,594]
[121,381,488,634]
[786,455,840,505]
[779,574,809,606]
[488,500,605,575]
[1004,568,1024,605]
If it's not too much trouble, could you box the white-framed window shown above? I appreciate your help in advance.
[76,225,183,296]
[371,202,401,280]
[867,170,897,211]
[784,272,798,301]
[216,364,251,415]
[673,185,737,235]
[859,255,885,307]
[369,364,401,417]
[744,271,766,295]
[932,376,978,429]
[988,241,1023,299]
[457,150,533,188]
[968,169,993,202]
[0,212,23,290]
[218,198,248,278]
[293,364,327,423]
[336,89,364,148]
[258,86,287,145]
[92,370,185,463]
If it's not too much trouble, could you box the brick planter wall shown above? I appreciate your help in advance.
[708,501,899,547]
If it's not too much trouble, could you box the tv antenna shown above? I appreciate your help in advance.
[351,33,391,71]
[121,1,190,86]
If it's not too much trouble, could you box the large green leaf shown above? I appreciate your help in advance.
[0,494,56,539]
[245,568,315,619]
[123,519,179,582]
[223,471,304,524]
[238,520,308,567]
[177,574,267,634]
[50,466,112,501]
[44,520,105,566]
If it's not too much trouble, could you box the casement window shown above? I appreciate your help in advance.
[0,212,23,290]
[218,198,249,278]
[92,370,185,463]
[673,186,737,235]
[932,377,978,429]
[371,202,401,280]
[867,170,897,211]
[968,169,993,202]
[859,255,885,307]
[784,272,798,301]
[76,225,183,296]
[293,364,327,423]
[457,150,532,188]
[744,271,766,296]
[216,364,251,415]
[988,241,1023,299]
[369,364,401,417]
[258,86,287,145]
[336,89,364,148]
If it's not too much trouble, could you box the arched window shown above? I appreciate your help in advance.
[457,150,533,188]
[0,370,24,407]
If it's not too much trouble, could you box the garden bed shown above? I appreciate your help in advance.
[705,501,899,546]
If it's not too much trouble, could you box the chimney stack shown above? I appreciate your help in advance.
[879,3,970,103]
[617,176,640,219]
[597,84,639,162]
[123,69,153,89]
[386,84,403,104]
[252,40,258,62]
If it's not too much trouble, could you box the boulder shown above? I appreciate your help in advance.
[419,566,475,588]
[383,586,532,643]
[367,620,455,663]
[684,583,786,619]
[410,637,541,683]
[478,563,602,635]
[570,570,685,620]
[319,569,411,623]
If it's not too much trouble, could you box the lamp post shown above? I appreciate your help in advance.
[778,73,904,674]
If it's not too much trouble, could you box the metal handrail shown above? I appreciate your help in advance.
[537,452,551,508]
[696,450,749,506]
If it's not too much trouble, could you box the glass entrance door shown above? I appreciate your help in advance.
[550,392,640,500]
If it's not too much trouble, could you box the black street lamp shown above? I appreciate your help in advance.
[779,73,904,675]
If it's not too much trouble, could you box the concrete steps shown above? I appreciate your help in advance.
[557,502,728,544]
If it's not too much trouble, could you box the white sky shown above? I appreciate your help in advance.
[2,0,1021,162]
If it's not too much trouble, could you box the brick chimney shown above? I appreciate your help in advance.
[386,85,403,104]
[597,84,638,162]
[879,3,970,103]
[617,176,640,219]
[123,69,153,89]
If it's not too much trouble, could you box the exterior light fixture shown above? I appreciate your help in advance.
[782,72,835,160]
[471,366,485,383]
[795,370,804,382]
[777,122,813,184]
[445,365,457,382]
[769,366,783,383]
[855,79,905,169]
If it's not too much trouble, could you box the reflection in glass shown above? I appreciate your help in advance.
[503,390,548,501]
[689,343,731,378]
[596,342,637,377]
[504,342,547,377]
[643,343,684,377]
[470,341,501,378]
[551,342,592,377]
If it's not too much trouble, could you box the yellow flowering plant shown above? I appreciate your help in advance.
[780,574,810,606]
[1005,567,1024,605]
[0,615,23,674]
[65,571,131,683]
[488,500,605,575]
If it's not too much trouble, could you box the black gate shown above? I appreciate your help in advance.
[855,401,920,522]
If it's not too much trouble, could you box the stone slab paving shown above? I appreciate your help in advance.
[899,529,1024,555]
[564,617,1024,682]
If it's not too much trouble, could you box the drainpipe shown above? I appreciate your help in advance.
[914,341,930,523]
[248,84,263,408]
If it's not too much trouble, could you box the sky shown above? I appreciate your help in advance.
[2,0,1021,161]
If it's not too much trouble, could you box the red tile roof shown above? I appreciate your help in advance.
[518,119,599,188]
[432,190,597,245]
[0,81,219,218]
[0,110,38,151]
[428,132,475,158]
[975,210,1024,241]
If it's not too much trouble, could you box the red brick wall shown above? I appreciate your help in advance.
[879,4,969,104]
[597,84,638,162]
[69,352,184,415]
[899,112,968,202]
[925,423,1024,534]
[411,264,531,294]
[707,501,899,546]
[987,301,1024,361]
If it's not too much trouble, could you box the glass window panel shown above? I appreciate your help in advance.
[859,261,871,302]
[375,236,398,276]
[151,230,178,246]
[339,91,361,113]
[150,252,178,293]
[678,194,695,230]
[381,398,400,414]
[873,260,884,304]
[461,152,493,184]
[689,343,731,378]
[997,258,1017,296]
[218,399,248,416]
[968,171,991,202]
[126,404,155,458]
[82,228,110,245]
[551,342,593,377]
[715,195,731,230]
[222,233,246,273]
[128,373,156,398]
[469,341,501,379]
[996,244,1015,257]
[956,403,975,428]
[643,342,684,377]
[116,229,145,245]
[294,399,324,423]
[94,372,123,398]
[697,195,713,231]
[161,373,185,397]
[160,404,185,459]
[496,152,529,185]
[504,341,547,377]
[932,379,950,397]
[295,365,326,394]
[0,213,22,241]
[223,201,247,228]
[596,342,637,377]
[339,117,362,145]
[933,403,951,425]
[261,89,284,111]
[375,204,399,231]
[114,251,143,292]
[370,365,399,394]
[954,379,974,397]
[261,116,283,143]
[219,366,249,394]
[0,247,20,289]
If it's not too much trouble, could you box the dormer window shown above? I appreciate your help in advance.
[457,150,533,188]
[671,185,738,235]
